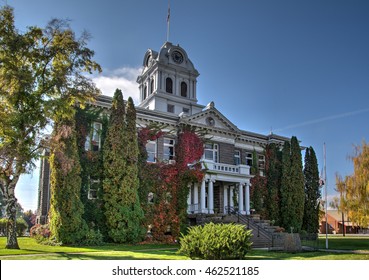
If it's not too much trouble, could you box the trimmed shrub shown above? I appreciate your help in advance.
[179,223,253,260]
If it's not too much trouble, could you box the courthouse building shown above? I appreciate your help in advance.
[36,41,290,224]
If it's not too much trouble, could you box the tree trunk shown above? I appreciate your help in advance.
[5,181,20,249]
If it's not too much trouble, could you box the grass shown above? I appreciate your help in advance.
[316,235,369,251]
[0,236,368,260]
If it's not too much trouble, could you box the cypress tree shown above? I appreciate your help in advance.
[103,89,127,242]
[280,141,292,230]
[302,147,321,233]
[103,90,145,243]
[289,136,305,232]
[265,143,282,224]
[49,117,87,244]
[122,97,145,242]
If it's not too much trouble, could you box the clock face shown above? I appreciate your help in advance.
[171,51,184,64]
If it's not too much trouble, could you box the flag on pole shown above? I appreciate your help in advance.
[167,2,170,23]
[319,168,325,187]
[166,0,170,42]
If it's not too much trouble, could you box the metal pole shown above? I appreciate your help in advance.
[324,143,328,249]
[166,0,170,42]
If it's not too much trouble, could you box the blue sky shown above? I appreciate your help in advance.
[6,0,369,211]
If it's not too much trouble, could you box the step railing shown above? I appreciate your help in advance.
[225,208,274,247]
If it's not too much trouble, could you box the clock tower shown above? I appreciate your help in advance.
[136,42,204,115]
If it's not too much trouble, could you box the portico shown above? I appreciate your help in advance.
[187,160,252,215]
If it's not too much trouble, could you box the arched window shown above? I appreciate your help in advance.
[150,79,154,94]
[181,82,187,97]
[166,77,173,93]
[143,85,147,99]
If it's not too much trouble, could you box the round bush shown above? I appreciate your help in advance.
[179,223,253,259]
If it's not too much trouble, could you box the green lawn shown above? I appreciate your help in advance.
[0,236,368,260]
[317,235,369,251]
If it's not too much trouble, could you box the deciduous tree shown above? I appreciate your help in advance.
[333,142,369,228]
[0,6,101,248]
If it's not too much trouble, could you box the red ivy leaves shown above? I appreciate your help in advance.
[138,127,205,242]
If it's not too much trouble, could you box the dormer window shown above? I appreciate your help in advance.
[181,82,187,97]
[166,77,173,93]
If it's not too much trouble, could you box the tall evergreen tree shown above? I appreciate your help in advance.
[265,143,282,224]
[49,117,87,244]
[103,90,144,243]
[122,97,145,242]
[302,147,321,233]
[289,136,305,231]
[280,141,292,230]
[103,89,126,242]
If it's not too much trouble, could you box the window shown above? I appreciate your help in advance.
[181,82,187,97]
[148,192,154,204]
[234,150,240,165]
[167,104,175,113]
[88,178,100,200]
[246,152,253,166]
[166,77,173,93]
[85,122,102,151]
[150,79,154,94]
[143,85,147,99]
[204,143,218,163]
[258,155,265,171]
[182,107,189,114]
[146,140,157,162]
[163,138,175,161]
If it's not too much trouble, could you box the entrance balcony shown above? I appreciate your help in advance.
[201,160,250,176]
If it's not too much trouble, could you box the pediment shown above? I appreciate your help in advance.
[180,103,240,133]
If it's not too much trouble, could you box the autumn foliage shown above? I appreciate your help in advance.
[138,127,204,242]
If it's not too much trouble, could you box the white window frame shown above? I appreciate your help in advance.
[258,154,265,170]
[234,150,241,165]
[85,122,102,151]
[146,140,157,163]
[163,138,175,161]
[204,143,219,163]
[88,178,100,200]
[246,152,253,166]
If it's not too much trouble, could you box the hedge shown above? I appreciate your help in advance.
[178,223,253,260]
[0,217,29,237]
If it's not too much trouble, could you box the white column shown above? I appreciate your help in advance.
[238,183,244,214]
[223,185,228,214]
[209,179,214,214]
[187,184,192,213]
[245,183,250,215]
[193,183,199,213]
[200,179,206,213]
[229,186,234,208]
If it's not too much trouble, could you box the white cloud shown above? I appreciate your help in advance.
[93,66,142,105]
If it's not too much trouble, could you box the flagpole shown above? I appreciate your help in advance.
[166,0,170,42]
[324,142,328,249]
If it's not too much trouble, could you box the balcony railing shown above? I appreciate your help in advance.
[201,160,250,176]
